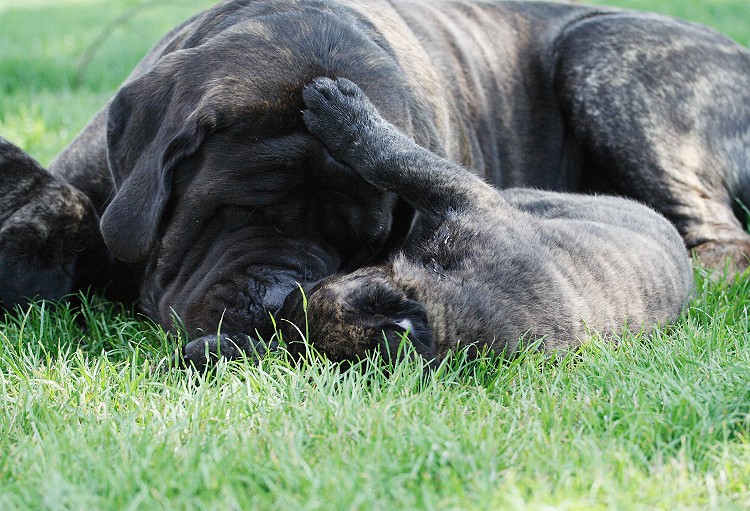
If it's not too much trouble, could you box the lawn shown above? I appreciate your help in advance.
[1,0,749,509]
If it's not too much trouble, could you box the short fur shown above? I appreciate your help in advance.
[0,1,747,369]
[279,78,695,364]
[0,138,113,310]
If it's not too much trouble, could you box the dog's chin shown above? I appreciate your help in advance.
[0,258,71,312]
[0,205,106,312]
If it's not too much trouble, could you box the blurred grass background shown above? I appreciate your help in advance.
[0,0,215,162]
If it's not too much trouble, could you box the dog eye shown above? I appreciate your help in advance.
[393,318,414,333]
[172,156,201,188]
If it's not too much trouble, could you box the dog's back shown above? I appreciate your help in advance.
[500,189,693,335]
[383,188,694,358]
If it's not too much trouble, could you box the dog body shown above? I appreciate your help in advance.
[280,78,694,363]
[1,1,747,365]
[0,138,113,310]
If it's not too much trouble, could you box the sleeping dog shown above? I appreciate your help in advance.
[279,78,695,363]
[0,137,112,311]
[3,0,749,370]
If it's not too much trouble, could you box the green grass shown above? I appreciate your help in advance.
[591,0,750,46]
[0,0,216,163]
[1,1,750,509]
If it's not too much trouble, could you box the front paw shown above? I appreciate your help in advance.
[174,333,275,373]
[302,77,387,167]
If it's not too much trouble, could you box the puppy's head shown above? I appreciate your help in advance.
[0,137,109,310]
[279,266,434,364]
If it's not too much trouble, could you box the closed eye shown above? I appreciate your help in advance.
[394,318,414,333]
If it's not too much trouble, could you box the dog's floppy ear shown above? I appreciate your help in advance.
[382,298,434,360]
[101,61,215,263]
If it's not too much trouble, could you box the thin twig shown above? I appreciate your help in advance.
[74,0,168,89]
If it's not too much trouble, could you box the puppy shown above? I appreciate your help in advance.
[0,137,109,310]
[279,78,694,364]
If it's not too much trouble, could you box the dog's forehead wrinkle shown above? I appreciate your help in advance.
[208,131,316,172]
[175,13,419,134]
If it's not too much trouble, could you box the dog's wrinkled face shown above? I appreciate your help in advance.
[279,267,434,363]
[99,14,420,340]
[138,129,403,338]
[0,138,107,310]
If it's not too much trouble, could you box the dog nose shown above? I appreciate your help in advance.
[262,286,291,312]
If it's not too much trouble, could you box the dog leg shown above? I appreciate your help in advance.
[554,14,750,274]
[302,77,507,222]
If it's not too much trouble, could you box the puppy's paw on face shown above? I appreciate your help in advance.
[303,77,376,130]
[302,77,391,168]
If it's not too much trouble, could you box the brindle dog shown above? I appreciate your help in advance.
[0,1,747,370]
[0,138,112,311]
[279,78,694,364]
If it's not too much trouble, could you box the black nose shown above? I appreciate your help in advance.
[263,284,295,314]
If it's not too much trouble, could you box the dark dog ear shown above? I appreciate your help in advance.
[100,63,215,263]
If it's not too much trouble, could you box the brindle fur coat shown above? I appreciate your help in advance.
[280,78,695,364]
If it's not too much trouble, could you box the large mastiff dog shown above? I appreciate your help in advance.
[2,0,749,366]
[279,77,694,365]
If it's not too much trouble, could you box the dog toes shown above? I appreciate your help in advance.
[303,77,341,118]
[303,77,375,128]
[303,76,388,167]
[174,333,275,373]
[308,76,340,100]
[691,239,750,280]
[334,77,364,98]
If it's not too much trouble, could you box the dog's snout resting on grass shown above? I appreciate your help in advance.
[280,78,695,364]
[0,138,113,311]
